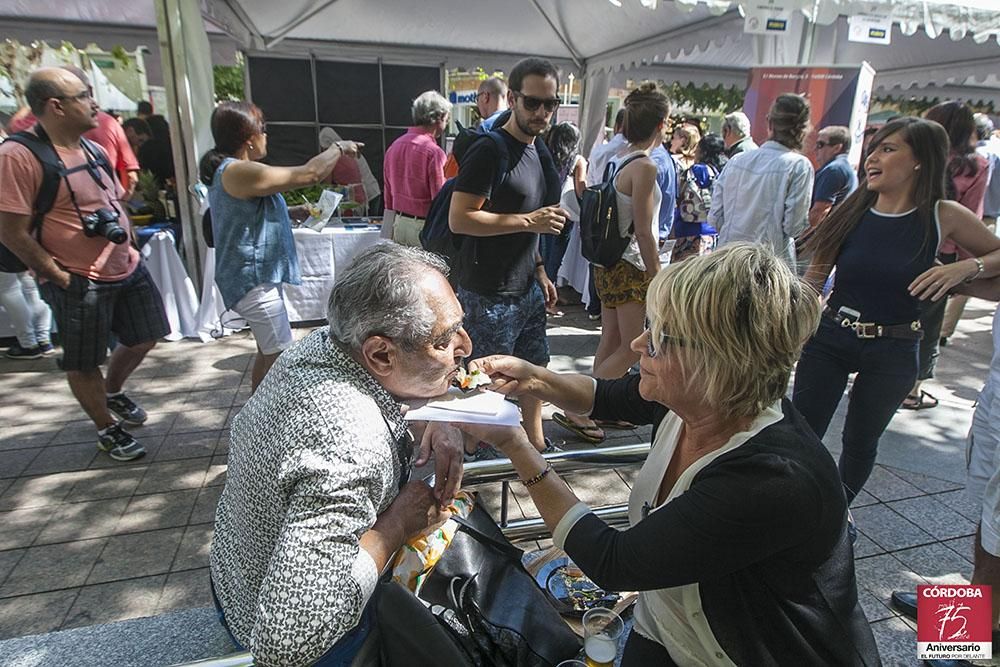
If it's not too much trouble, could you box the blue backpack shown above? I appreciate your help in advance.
[420,131,510,267]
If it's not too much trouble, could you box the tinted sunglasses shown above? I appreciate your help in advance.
[644,317,688,357]
[514,92,560,113]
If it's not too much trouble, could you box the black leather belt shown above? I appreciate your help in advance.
[822,307,923,341]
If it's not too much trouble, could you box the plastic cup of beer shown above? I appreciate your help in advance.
[582,607,624,667]
[556,661,588,667]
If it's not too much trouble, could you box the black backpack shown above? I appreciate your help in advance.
[0,127,113,273]
[420,131,510,267]
[578,154,643,269]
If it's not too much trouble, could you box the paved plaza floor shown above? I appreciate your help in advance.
[0,295,997,666]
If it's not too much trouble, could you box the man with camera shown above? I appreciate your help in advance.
[0,67,169,461]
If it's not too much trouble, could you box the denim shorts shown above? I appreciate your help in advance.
[457,282,549,366]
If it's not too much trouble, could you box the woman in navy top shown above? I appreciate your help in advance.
[198,102,361,390]
[793,117,1000,506]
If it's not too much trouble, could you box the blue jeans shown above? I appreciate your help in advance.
[792,318,919,503]
[211,580,376,666]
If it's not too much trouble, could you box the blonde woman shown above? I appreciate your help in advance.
[669,122,701,175]
[461,244,880,666]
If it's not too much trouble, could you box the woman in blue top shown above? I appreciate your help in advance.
[199,101,362,390]
[793,117,1000,509]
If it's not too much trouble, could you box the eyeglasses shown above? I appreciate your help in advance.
[644,317,688,357]
[53,90,93,104]
[513,92,560,113]
[815,140,831,149]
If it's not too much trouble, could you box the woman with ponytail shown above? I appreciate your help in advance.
[199,101,362,390]
[792,117,1000,509]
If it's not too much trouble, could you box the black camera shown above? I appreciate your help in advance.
[82,208,128,244]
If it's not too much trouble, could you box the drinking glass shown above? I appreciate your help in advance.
[582,607,624,667]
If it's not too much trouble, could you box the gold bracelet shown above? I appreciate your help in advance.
[521,462,553,487]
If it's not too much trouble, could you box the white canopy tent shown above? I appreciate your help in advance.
[2,0,999,284]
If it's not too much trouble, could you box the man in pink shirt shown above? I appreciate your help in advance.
[382,90,451,246]
[0,67,169,462]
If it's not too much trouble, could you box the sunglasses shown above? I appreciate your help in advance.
[644,318,688,357]
[513,92,560,113]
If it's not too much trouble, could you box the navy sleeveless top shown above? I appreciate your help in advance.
[826,204,940,325]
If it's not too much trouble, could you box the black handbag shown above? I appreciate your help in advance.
[377,503,582,666]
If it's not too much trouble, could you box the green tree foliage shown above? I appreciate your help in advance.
[214,54,245,102]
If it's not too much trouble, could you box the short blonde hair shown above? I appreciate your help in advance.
[646,243,820,419]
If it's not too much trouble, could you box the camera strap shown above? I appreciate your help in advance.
[31,125,120,226]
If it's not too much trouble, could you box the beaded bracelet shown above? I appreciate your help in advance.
[964,257,985,284]
[521,462,553,487]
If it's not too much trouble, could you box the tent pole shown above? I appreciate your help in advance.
[154,0,216,290]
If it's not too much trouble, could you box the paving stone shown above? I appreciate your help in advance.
[854,553,928,608]
[154,431,221,462]
[62,574,167,630]
[0,538,107,597]
[34,497,130,545]
[0,589,79,640]
[169,408,231,435]
[0,471,93,510]
[87,528,185,585]
[883,467,962,494]
[0,505,56,550]
[0,549,25,588]
[861,466,925,502]
[130,411,179,436]
[886,495,977,542]
[563,469,632,508]
[115,489,200,534]
[852,504,937,552]
[934,489,982,523]
[894,542,974,587]
[857,589,897,623]
[133,459,211,495]
[49,420,100,446]
[172,523,213,571]
[941,535,976,565]
[189,486,223,525]
[0,449,38,479]
[183,389,239,409]
[853,534,885,558]
[64,467,147,503]
[157,568,213,613]
[868,616,919,667]
[850,489,879,508]
[23,443,98,475]
[0,424,59,451]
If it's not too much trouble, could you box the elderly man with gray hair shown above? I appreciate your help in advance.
[721,111,757,158]
[210,243,470,667]
[382,90,452,245]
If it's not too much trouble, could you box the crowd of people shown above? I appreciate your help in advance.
[3,58,1000,667]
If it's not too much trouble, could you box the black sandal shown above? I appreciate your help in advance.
[900,390,939,410]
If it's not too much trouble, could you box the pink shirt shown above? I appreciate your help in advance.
[383,127,446,218]
[85,111,140,187]
[941,153,989,257]
[0,134,139,281]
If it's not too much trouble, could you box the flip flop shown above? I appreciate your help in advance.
[900,390,939,410]
[594,418,636,430]
[552,412,605,444]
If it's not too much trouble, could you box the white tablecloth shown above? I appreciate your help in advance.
[196,225,384,336]
[142,231,202,342]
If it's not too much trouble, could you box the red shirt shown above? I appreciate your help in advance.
[383,127,447,218]
[84,112,140,187]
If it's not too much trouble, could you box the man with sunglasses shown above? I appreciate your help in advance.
[0,67,169,461]
[807,125,857,231]
[449,57,567,459]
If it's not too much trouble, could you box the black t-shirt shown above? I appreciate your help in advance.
[452,129,555,296]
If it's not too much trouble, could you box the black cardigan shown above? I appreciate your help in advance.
[564,375,881,666]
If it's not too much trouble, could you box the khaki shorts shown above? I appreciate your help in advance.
[392,214,425,247]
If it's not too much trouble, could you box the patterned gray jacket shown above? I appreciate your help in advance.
[210,328,412,666]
